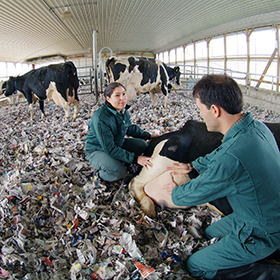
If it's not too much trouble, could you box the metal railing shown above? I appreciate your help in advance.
[2,63,280,107]
[171,64,280,99]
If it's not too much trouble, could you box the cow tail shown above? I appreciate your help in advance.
[106,57,116,83]
[106,57,116,69]
[67,62,79,99]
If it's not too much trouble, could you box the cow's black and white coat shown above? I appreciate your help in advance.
[129,120,280,218]
[106,56,181,107]
[3,61,79,120]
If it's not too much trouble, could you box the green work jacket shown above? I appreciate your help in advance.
[85,104,150,164]
[172,113,280,232]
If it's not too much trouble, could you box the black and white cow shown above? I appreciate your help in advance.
[106,56,181,107]
[129,120,280,218]
[3,61,79,121]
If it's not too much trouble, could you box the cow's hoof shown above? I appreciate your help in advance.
[71,113,78,121]
[140,196,156,218]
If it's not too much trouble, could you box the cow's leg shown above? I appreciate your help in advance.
[63,103,70,120]
[150,90,156,106]
[46,82,70,121]
[129,140,171,218]
[163,93,168,108]
[72,88,79,121]
[129,177,157,218]
[65,87,78,121]
[159,66,169,107]
[72,99,79,121]
[12,94,19,105]
[15,94,19,104]
[39,100,45,118]
[29,104,34,120]
[28,93,40,120]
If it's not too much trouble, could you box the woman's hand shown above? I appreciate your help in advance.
[137,155,153,169]
[150,134,160,138]
[166,162,192,175]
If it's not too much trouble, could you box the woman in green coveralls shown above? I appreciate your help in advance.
[166,75,280,279]
[85,82,157,182]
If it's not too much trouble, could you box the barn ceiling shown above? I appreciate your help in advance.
[1,0,280,63]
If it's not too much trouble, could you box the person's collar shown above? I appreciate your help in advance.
[225,112,248,135]
[105,100,116,111]
[222,112,250,142]
[105,101,130,113]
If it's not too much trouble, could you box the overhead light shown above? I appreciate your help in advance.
[61,8,72,20]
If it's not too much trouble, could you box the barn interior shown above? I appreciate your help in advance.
[1,0,280,279]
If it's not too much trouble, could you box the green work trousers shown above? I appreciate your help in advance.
[86,138,148,182]
[186,215,280,279]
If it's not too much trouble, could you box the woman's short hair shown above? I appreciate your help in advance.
[104,82,125,98]
[192,74,243,114]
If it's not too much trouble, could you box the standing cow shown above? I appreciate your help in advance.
[106,56,181,107]
[3,61,79,121]
[129,120,280,218]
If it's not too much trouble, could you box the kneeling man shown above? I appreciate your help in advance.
[146,74,280,279]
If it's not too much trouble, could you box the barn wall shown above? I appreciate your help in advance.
[241,86,280,113]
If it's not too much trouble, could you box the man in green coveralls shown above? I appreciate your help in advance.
[166,74,280,279]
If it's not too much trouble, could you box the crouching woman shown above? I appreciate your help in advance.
[85,82,157,182]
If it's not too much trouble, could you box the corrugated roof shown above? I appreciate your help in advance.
[1,0,280,63]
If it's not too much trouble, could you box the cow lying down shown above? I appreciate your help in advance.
[129,120,280,218]
[129,139,226,218]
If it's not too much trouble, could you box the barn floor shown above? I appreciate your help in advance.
[0,90,280,279]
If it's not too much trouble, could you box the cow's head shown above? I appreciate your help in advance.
[0,81,7,95]
[173,66,181,85]
[4,77,16,96]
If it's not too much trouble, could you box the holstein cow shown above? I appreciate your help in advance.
[3,61,79,121]
[128,120,280,218]
[106,56,181,107]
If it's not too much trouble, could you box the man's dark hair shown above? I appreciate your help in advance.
[192,74,243,114]
[104,82,125,98]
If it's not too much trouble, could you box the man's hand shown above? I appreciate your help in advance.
[166,162,192,175]
[165,172,178,194]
